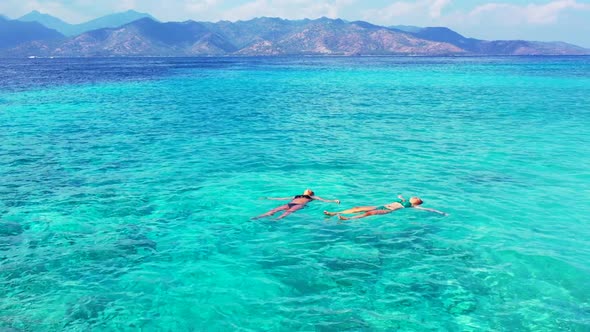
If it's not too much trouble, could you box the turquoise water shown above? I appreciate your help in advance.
[1,57,589,331]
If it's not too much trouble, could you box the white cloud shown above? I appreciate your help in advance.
[222,0,354,21]
[185,0,221,15]
[362,0,452,24]
[468,0,590,25]
[429,0,451,18]
[114,0,137,12]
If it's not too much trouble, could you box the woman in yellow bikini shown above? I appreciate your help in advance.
[324,195,447,220]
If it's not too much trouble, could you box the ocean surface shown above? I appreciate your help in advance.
[1,56,589,331]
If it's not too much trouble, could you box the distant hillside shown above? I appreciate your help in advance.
[18,10,73,35]
[391,26,588,56]
[403,27,481,52]
[73,10,156,36]
[2,16,589,57]
[390,25,423,33]
[474,40,590,55]
[53,17,465,57]
[0,16,63,49]
[45,18,231,56]
[17,10,155,36]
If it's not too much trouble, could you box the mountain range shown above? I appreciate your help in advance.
[0,16,63,49]
[1,11,588,57]
[16,10,154,36]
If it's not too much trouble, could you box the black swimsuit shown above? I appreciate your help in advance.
[288,195,312,208]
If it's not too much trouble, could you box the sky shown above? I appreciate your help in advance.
[1,0,590,47]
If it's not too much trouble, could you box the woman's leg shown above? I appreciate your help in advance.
[338,210,391,220]
[324,206,377,216]
[275,204,305,220]
[252,205,289,220]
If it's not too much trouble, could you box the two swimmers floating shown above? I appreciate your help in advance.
[252,189,447,221]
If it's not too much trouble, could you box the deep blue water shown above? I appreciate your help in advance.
[1,56,589,331]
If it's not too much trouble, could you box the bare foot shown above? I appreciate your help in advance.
[338,214,349,221]
[324,210,337,216]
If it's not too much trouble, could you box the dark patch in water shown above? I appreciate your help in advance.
[65,295,112,327]
[441,285,478,315]
[115,236,157,253]
[114,225,157,254]
[77,247,125,261]
[271,266,337,295]
[279,311,370,331]
[0,222,23,236]
[322,258,381,273]
[257,256,303,270]
[0,234,24,250]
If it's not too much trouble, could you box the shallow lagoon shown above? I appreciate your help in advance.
[1,57,589,330]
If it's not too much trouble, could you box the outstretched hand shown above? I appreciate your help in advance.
[432,209,449,216]
[334,200,341,204]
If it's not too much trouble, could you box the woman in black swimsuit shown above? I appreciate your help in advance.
[252,189,340,220]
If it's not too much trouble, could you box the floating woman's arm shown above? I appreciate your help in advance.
[413,206,448,216]
[311,196,340,204]
[262,197,292,200]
